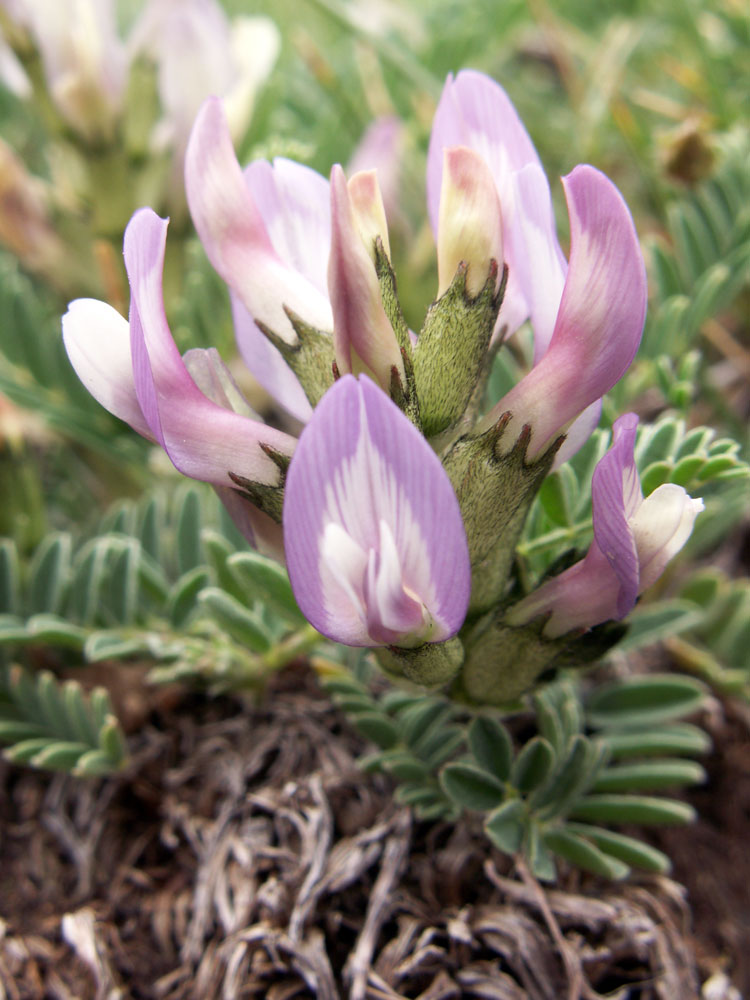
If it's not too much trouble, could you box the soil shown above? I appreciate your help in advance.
[0,663,747,1000]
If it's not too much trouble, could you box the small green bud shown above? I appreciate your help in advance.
[376,636,464,688]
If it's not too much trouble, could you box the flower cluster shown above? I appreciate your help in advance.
[1,0,278,150]
[63,70,703,703]
[0,0,279,287]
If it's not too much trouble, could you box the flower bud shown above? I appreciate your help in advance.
[328,165,405,394]
[437,146,503,298]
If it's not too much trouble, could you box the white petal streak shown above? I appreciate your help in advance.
[365,521,429,645]
[317,393,438,644]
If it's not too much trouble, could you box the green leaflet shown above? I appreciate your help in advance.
[0,665,127,776]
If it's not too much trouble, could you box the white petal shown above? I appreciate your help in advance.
[631,484,704,591]
[62,298,151,437]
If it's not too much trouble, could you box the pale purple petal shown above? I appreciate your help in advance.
[328,166,403,391]
[214,484,286,561]
[228,157,330,420]
[508,417,703,638]
[427,70,542,233]
[487,165,647,458]
[185,98,332,343]
[283,375,470,647]
[244,158,331,295]
[591,413,641,617]
[427,70,551,338]
[437,145,503,298]
[124,207,295,486]
[182,346,260,418]
[347,115,404,224]
[511,163,567,362]
[230,292,313,423]
[62,298,151,438]
[552,400,602,470]
[506,544,620,638]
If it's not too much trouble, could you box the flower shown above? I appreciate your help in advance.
[328,165,405,392]
[435,145,503,299]
[482,164,647,460]
[283,374,470,647]
[428,69,552,341]
[1,0,126,141]
[62,207,296,554]
[506,413,704,638]
[63,67,664,683]
[129,0,279,215]
[1,0,278,165]
[429,71,647,463]
[185,97,333,374]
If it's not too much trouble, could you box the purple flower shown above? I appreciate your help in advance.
[185,98,333,360]
[283,375,471,647]
[227,155,332,423]
[187,99,406,406]
[62,207,296,554]
[428,69,552,342]
[507,414,704,638]
[429,71,647,462]
[328,165,405,391]
[485,165,646,459]
[435,145,503,299]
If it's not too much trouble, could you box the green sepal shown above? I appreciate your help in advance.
[388,347,422,429]
[459,613,568,705]
[228,442,290,524]
[376,637,464,688]
[374,236,411,356]
[227,474,285,524]
[445,416,561,616]
[413,261,506,436]
[257,308,334,408]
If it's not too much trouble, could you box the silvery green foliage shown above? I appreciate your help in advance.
[0,253,144,461]
[0,484,315,704]
[670,569,750,697]
[0,663,127,776]
[322,671,708,882]
[643,134,750,365]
